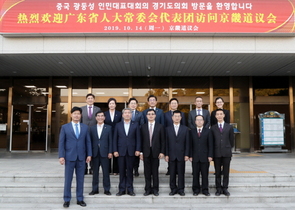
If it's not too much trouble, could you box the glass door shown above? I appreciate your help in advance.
[10,104,48,151]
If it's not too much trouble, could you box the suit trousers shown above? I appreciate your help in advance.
[169,159,185,193]
[214,157,231,190]
[118,154,135,192]
[109,156,119,173]
[192,161,209,193]
[64,159,85,202]
[92,155,110,192]
[143,148,160,193]
[133,156,140,170]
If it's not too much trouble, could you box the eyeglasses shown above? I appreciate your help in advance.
[147,113,155,115]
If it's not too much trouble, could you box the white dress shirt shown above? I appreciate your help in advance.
[97,123,104,139]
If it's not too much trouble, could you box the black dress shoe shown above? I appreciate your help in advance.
[89,191,99,195]
[202,192,210,196]
[77,200,86,207]
[223,189,230,196]
[127,191,136,196]
[104,191,111,195]
[193,191,199,196]
[153,192,159,196]
[169,191,176,196]
[116,191,126,196]
[178,192,185,196]
[134,169,139,177]
[63,201,70,208]
[166,171,170,175]
[215,190,222,196]
[143,191,151,196]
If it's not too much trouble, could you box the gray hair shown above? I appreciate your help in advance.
[122,108,132,114]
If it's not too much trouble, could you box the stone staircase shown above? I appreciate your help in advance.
[1,169,295,210]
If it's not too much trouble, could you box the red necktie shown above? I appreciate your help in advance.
[198,129,201,137]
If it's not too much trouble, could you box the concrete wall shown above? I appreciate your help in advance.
[1,36,295,54]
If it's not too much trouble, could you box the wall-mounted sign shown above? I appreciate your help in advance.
[0,0,294,34]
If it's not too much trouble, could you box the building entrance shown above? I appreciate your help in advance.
[10,104,48,151]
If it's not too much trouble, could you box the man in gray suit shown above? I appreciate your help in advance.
[81,93,101,127]
[188,96,210,129]
[80,93,101,174]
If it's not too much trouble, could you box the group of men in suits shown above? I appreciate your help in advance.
[58,94,234,208]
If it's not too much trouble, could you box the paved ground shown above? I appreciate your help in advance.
[0,149,294,176]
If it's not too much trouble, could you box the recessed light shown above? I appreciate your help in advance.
[25,85,36,88]
[226,71,230,73]
[96,92,105,94]
[181,61,186,64]
[0,89,6,91]
[172,92,178,94]
[58,61,63,65]
[35,110,41,112]
[128,71,132,74]
[70,71,74,74]
[125,61,129,64]
[196,92,205,94]
[123,92,129,95]
[237,62,242,64]
[177,71,181,73]
[56,85,67,88]
[73,92,78,95]
[13,71,17,74]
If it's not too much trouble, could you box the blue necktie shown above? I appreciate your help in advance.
[75,123,79,138]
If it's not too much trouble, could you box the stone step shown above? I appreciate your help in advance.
[1,202,295,210]
[1,173,294,183]
[1,192,295,204]
[1,182,295,193]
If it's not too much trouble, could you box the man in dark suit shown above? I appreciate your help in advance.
[164,98,186,127]
[80,93,101,127]
[211,109,234,196]
[88,111,113,196]
[190,115,213,196]
[80,93,100,175]
[165,110,190,196]
[142,95,165,125]
[140,109,165,196]
[113,108,141,196]
[128,97,144,177]
[58,107,92,208]
[188,96,210,129]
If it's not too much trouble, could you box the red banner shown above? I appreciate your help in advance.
[0,0,294,34]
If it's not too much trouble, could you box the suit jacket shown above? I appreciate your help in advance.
[210,109,230,126]
[104,110,122,132]
[80,105,101,127]
[165,125,190,161]
[190,127,213,162]
[211,122,234,158]
[89,124,113,158]
[140,122,165,158]
[58,122,92,161]
[188,109,210,129]
[142,108,165,125]
[132,110,144,125]
[164,110,186,127]
[113,121,141,157]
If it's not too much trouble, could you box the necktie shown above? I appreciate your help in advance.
[198,129,201,137]
[132,110,135,121]
[75,123,79,138]
[197,109,201,115]
[149,123,153,147]
[175,125,178,136]
[219,124,223,132]
[88,106,92,119]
